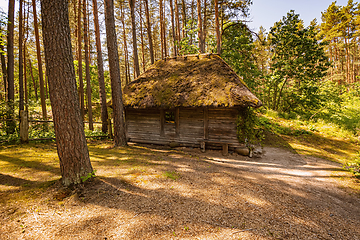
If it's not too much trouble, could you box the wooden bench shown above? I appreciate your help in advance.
[199,140,230,156]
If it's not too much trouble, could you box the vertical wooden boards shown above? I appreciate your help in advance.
[175,107,180,137]
[160,109,165,137]
[204,107,209,140]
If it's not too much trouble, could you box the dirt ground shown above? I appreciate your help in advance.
[1,144,360,239]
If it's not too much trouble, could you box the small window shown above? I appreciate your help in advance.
[165,111,175,124]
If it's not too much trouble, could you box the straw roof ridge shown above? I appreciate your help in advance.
[123,54,262,109]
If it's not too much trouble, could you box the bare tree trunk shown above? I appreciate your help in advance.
[175,0,181,43]
[92,0,108,133]
[170,0,177,56]
[83,0,93,130]
[202,0,207,52]
[32,0,47,120]
[215,0,220,54]
[162,1,168,57]
[77,0,85,120]
[41,0,93,186]
[181,0,186,38]
[129,0,140,78]
[104,0,127,147]
[160,0,164,58]
[139,2,146,71]
[19,0,24,114]
[1,27,7,100]
[6,0,16,134]
[29,59,38,100]
[197,0,204,53]
[24,1,29,105]
[144,0,154,64]
[120,1,130,85]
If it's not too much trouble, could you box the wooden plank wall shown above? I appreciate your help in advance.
[126,107,242,149]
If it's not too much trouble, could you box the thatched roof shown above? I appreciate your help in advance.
[123,54,262,109]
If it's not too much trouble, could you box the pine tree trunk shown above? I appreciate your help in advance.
[92,0,108,133]
[120,1,130,85]
[144,0,154,64]
[197,0,204,53]
[129,0,140,78]
[170,0,177,56]
[215,0,220,54]
[29,59,38,100]
[160,0,164,58]
[175,0,181,44]
[202,0,207,51]
[139,2,146,71]
[181,0,186,38]
[41,0,93,186]
[32,0,47,120]
[162,1,168,57]
[77,0,85,120]
[1,27,7,100]
[19,0,24,114]
[104,0,127,147]
[83,0,93,131]
[6,0,16,134]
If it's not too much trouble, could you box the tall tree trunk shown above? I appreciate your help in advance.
[159,0,164,58]
[6,0,15,134]
[83,0,93,130]
[104,0,127,147]
[129,0,140,78]
[92,0,108,133]
[144,0,154,64]
[181,0,186,38]
[175,0,181,44]
[139,2,146,71]
[24,1,29,105]
[32,0,47,120]
[197,0,204,53]
[120,1,130,85]
[202,0,207,52]
[29,59,38,100]
[162,1,168,57]
[77,0,85,120]
[170,0,177,56]
[41,0,93,186]
[215,0,220,54]
[19,0,24,114]
[0,27,7,100]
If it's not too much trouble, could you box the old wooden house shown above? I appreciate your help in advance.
[123,54,262,154]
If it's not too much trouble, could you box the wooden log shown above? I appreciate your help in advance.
[204,107,209,140]
[160,109,165,136]
[175,107,179,137]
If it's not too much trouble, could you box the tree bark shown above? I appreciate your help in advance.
[29,59,38,100]
[120,1,130,85]
[92,0,109,133]
[175,0,181,43]
[129,0,140,78]
[181,0,186,38]
[1,27,7,100]
[159,0,165,58]
[104,0,127,147]
[6,0,16,134]
[77,0,85,120]
[202,0,207,51]
[19,0,24,114]
[83,0,93,131]
[139,2,146,71]
[144,0,154,64]
[170,0,177,56]
[41,0,93,186]
[197,0,204,53]
[215,0,220,54]
[32,0,47,120]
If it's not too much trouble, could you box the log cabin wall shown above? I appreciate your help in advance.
[125,107,242,149]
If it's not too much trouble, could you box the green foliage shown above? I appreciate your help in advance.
[268,11,330,113]
[81,170,97,183]
[163,171,180,180]
[345,153,360,178]
[237,107,264,145]
[177,20,199,55]
[221,22,262,91]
